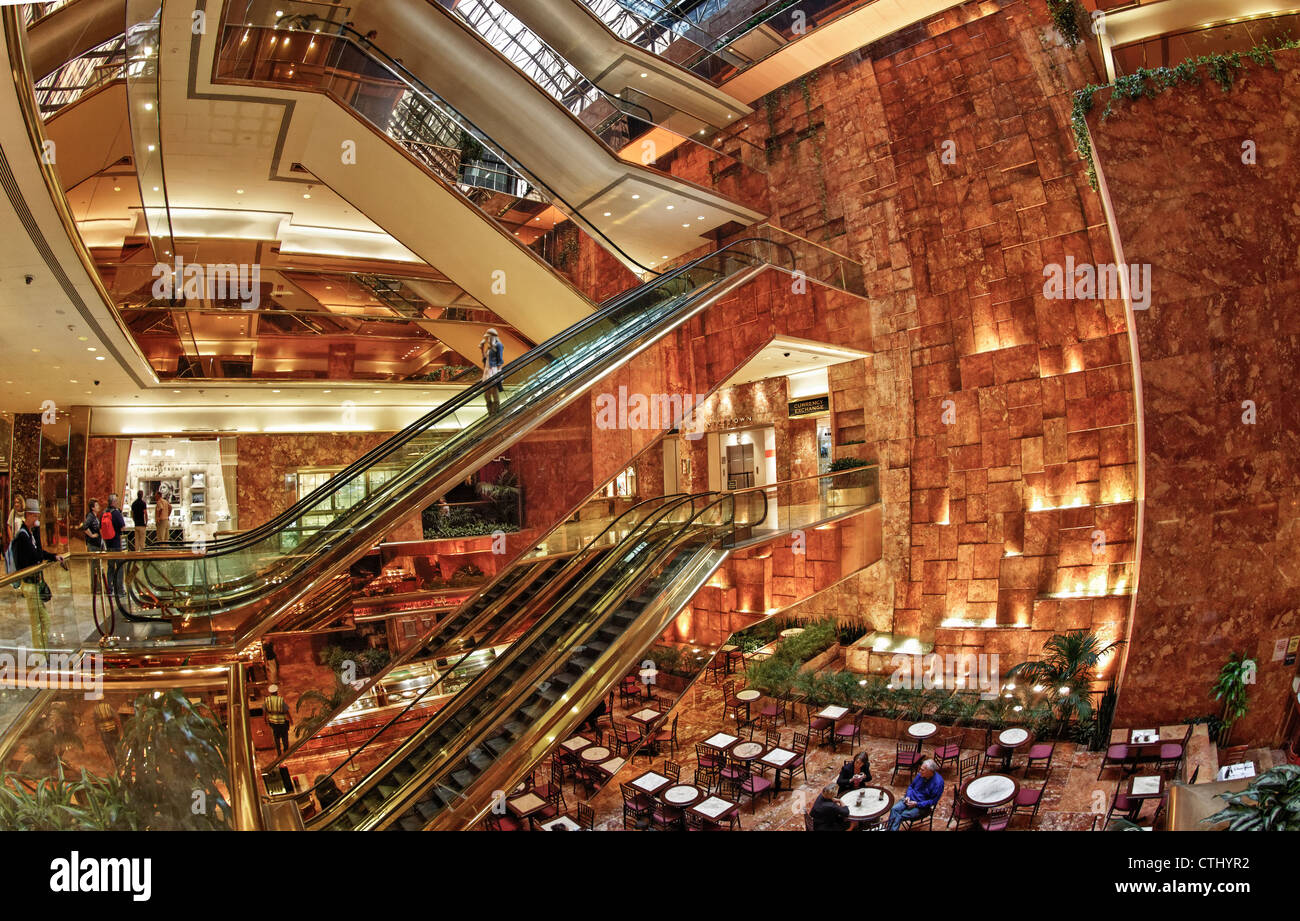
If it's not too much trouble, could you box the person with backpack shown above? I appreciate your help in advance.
[12,499,65,650]
[82,498,104,551]
[480,327,505,414]
[102,494,128,599]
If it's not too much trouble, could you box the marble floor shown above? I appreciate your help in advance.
[537,662,1286,832]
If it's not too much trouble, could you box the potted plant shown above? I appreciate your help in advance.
[827,457,876,506]
[1005,630,1125,737]
[1210,653,1253,747]
[1203,765,1300,831]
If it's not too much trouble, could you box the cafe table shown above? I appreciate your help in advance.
[540,815,582,831]
[629,769,673,797]
[730,740,766,764]
[596,756,626,777]
[505,790,549,829]
[689,793,741,828]
[961,773,1020,811]
[995,727,1033,772]
[759,746,798,790]
[661,783,703,809]
[718,644,743,674]
[579,745,612,764]
[907,721,939,745]
[1120,729,1165,773]
[735,689,761,703]
[842,785,894,827]
[1125,774,1165,822]
[628,707,662,732]
[560,735,593,754]
[703,731,740,751]
[815,705,849,722]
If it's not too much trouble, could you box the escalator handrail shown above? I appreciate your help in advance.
[377,488,762,828]
[268,491,693,805]
[141,236,789,564]
[304,498,704,828]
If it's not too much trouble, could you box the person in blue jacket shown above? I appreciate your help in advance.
[480,328,505,414]
[887,759,944,830]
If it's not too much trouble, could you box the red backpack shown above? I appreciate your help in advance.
[100,509,116,540]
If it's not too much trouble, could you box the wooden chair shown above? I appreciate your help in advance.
[1104,783,1140,826]
[1011,784,1043,827]
[891,739,922,783]
[784,732,810,786]
[576,801,595,830]
[694,743,723,792]
[933,733,961,770]
[620,782,654,830]
[1025,740,1056,778]
[618,675,641,707]
[982,727,1009,773]
[651,713,679,757]
[1097,741,1132,779]
[957,753,980,786]
[706,652,728,682]
[758,696,783,730]
[806,704,834,747]
[662,760,682,782]
[831,711,861,753]
[977,804,1013,831]
[726,754,775,813]
[947,785,979,831]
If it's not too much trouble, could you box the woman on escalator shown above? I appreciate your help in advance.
[480,328,505,414]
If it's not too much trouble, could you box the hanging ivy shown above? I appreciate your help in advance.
[1070,39,1300,190]
[1046,0,1084,48]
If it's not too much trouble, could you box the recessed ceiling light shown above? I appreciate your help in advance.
[95,355,105,361]
[322,390,331,393]
[303,193,311,199]
[698,216,705,220]
[682,223,690,227]
[275,9,283,15]
[30,348,39,353]
[631,194,640,199]
[147,144,155,152]
[272,389,280,393]
[87,347,97,352]
[69,380,77,383]
[603,211,611,217]
[666,205,674,210]
[373,390,381,393]
[77,336,88,341]
[152,186,159,192]
[144,102,153,111]
[113,186,121,192]
[236,189,244,194]
[173,389,180,393]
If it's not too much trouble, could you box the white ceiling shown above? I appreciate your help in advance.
[721,336,869,389]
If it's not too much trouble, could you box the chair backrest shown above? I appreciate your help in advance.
[663,760,682,782]
[765,730,781,749]
[620,783,643,807]
[550,759,564,787]
[696,742,720,765]
[1221,744,1249,765]
[792,731,809,754]
[577,802,595,830]
[669,714,679,736]
[958,753,979,782]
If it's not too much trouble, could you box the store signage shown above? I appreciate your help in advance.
[788,395,829,417]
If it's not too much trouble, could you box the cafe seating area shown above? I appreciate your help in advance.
[473,648,1282,831]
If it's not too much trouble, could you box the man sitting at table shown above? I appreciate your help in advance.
[837,751,872,796]
[810,782,851,831]
[887,759,944,830]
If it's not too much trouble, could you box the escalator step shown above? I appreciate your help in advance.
[397,815,422,831]
[484,736,510,754]
[415,801,440,820]
[451,769,476,788]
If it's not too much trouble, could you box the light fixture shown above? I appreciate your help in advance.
[144,102,153,111]
[666,204,674,210]
[113,186,121,192]
[152,186,159,192]
[603,211,611,216]
[95,355,105,361]
[631,194,640,199]
[30,348,39,353]
[236,189,244,194]
[303,193,311,199]
[87,347,97,352]
[640,72,647,77]
[147,144,155,152]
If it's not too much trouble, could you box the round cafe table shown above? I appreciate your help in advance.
[735,689,761,703]
[995,727,1033,772]
[842,785,894,827]
[961,773,1020,811]
[579,745,612,763]
[731,740,765,763]
[907,721,938,745]
[779,627,805,639]
[661,784,703,808]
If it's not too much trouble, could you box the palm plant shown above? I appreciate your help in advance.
[1006,630,1124,733]
[1210,653,1253,747]
[295,675,354,742]
[116,690,231,830]
[1204,765,1300,831]
[19,701,83,778]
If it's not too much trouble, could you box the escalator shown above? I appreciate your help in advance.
[123,240,784,639]
[307,489,761,830]
[266,495,686,798]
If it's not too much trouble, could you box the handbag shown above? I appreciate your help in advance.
[38,578,52,603]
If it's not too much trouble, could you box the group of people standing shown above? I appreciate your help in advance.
[81,490,170,553]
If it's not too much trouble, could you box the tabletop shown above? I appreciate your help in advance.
[506,791,547,817]
[690,795,739,821]
[816,705,849,720]
[779,627,805,638]
[842,786,894,821]
[630,770,672,795]
[997,727,1031,747]
[1128,774,1164,799]
[962,773,1020,808]
[662,784,703,806]
[735,689,761,702]
[908,721,938,739]
[597,756,626,775]
[703,731,739,749]
[580,745,612,763]
[629,707,662,723]
[560,735,593,753]
[540,816,582,831]
[760,747,797,768]
[1128,729,1161,745]
[731,741,764,760]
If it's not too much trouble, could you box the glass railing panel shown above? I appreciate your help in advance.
[123,0,171,261]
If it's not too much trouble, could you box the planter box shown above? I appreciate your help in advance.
[798,644,841,674]
[828,487,869,507]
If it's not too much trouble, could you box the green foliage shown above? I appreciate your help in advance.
[1046,0,1084,48]
[1210,653,1254,746]
[0,768,140,831]
[1204,765,1300,831]
[1071,40,1300,189]
[322,644,391,678]
[295,675,353,742]
[1006,629,1124,728]
[828,457,870,471]
[643,644,688,677]
[116,690,232,830]
[745,657,799,697]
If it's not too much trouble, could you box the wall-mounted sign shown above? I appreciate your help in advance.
[1286,635,1299,667]
[788,395,830,418]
